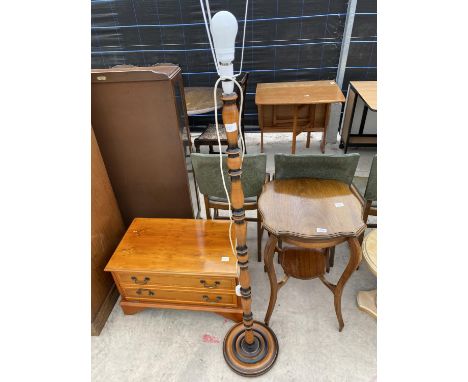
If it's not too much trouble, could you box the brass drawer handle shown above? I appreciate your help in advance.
[136,288,155,296]
[200,280,220,289]
[131,276,150,285]
[202,295,222,303]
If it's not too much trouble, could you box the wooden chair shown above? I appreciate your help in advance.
[191,153,268,261]
[273,153,360,271]
[352,155,377,228]
[194,72,249,154]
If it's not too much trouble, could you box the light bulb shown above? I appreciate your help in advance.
[210,11,238,94]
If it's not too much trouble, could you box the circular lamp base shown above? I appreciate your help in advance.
[223,321,279,377]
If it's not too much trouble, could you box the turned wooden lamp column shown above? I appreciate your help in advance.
[221,90,279,376]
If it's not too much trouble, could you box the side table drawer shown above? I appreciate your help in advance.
[117,272,236,291]
[123,286,237,307]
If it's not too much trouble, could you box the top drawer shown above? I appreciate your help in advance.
[116,271,236,291]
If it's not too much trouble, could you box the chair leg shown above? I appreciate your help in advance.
[195,143,200,153]
[329,246,335,267]
[261,131,264,153]
[363,200,372,225]
[209,145,214,154]
[277,238,282,264]
[257,211,263,262]
[306,131,311,148]
[203,195,211,220]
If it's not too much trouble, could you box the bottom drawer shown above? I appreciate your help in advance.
[123,286,237,307]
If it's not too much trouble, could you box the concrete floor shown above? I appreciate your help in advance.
[92,132,377,382]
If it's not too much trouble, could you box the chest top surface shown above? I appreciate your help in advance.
[105,218,237,276]
[258,179,366,240]
[255,80,345,105]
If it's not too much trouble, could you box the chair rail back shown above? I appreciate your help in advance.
[274,153,360,185]
[191,153,267,199]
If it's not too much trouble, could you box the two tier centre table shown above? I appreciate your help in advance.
[258,179,366,331]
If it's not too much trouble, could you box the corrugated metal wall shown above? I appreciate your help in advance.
[91,0,376,129]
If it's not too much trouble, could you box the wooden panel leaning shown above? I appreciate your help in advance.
[91,127,125,336]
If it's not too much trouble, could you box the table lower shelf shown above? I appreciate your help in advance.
[120,298,243,322]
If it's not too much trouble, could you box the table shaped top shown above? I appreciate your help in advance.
[105,218,237,276]
[185,87,222,116]
[362,229,377,275]
[255,80,345,105]
[258,179,366,240]
[350,81,377,111]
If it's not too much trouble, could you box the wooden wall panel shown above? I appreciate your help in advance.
[91,127,125,335]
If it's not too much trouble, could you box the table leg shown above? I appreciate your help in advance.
[358,105,369,135]
[258,105,264,153]
[357,289,377,319]
[264,234,279,326]
[344,90,358,153]
[320,104,331,154]
[334,237,362,331]
[291,105,298,154]
[306,132,311,148]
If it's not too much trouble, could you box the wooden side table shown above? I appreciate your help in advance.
[258,179,366,331]
[340,81,377,153]
[105,218,243,322]
[357,229,377,318]
[255,81,345,154]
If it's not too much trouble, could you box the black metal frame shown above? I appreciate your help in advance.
[340,83,377,153]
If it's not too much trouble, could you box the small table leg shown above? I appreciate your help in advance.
[344,90,358,154]
[334,237,362,331]
[264,234,279,326]
[291,105,298,154]
[320,104,331,154]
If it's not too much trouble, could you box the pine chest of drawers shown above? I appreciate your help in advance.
[105,218,243,322]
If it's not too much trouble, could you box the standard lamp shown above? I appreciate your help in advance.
[201,5,279,377]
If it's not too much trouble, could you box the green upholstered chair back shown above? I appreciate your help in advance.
[274,153,360,185]
[364,155,377,201]
[191,153,267,199]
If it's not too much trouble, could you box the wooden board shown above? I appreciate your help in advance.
[350,81,377,111]
[255,80,345,105]
[91,127,125,335]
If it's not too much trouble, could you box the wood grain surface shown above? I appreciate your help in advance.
[350,81,377,111]
[91,127,125,334]
[105,218,237,275]
[362,229,377,276]
[255,80,345,105]
[258,179,366,239]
